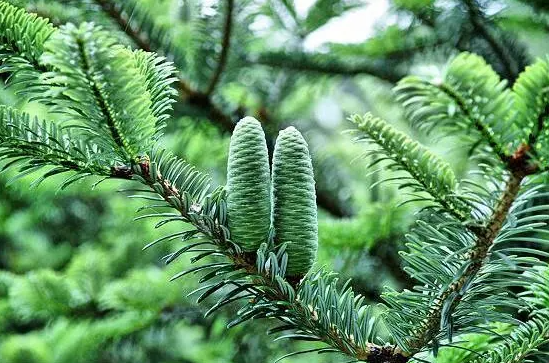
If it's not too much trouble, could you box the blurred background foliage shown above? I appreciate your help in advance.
[1,0,549,362]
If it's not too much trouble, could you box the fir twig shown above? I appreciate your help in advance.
[435,82,511,164]
[462,0,520,82]
[404,140,539,354]
[92,0,234,132]
[109,159,411,363]
[75,36,127,155]
[204,0,234,96]
[248,51,406,83]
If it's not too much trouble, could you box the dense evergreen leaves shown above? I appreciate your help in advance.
[0,2,54,65]
[350,113,469,220]
[395,53,516,161]
[37,23,162,160]
[513,58,549,165]
[0,1,54,88]
[1,1,549,363]
[0,105,111,187]
[131,50,178,129]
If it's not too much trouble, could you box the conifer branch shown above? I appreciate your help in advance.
[204,0,234,97]
[0,105,113,188]
[0,2,53,69]
[351,113,470,221]
[249,51,406,83]
[109,157,411,363]
[87,0,236,137]
[513,59,549,163]
[91,0,228,128]
[3,4,549,363]
[462,0,520,82]
[0,1,53,89]
[405,168,524,353]
[75,36,127,155]
[404,140,539,354]
[435,81,511,164]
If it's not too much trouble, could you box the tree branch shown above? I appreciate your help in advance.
[406,169,524,352]
[75,36,130,156]
[109,160,411,363]
[462,0,520,82]
[204,0,234,96]
[404,139,539,353]
[436,82,511,164]
[248,51,406,84]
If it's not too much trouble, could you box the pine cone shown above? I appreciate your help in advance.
[272,127,318,277]
[226,117,271,252]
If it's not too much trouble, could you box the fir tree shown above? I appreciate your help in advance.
[1,1,549,363]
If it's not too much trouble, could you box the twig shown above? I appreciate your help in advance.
[462,0,519,82]
[436,82,511,164]
[75,36,131,156]
[405,141,538,353]
[205,0,234,96]
[110,160,411,363]
[249,52,406,84]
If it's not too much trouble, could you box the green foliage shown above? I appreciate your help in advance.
[85,0,188,69]
[395,53,517,159]
[392,0,435,12]
[134,147,212,213]
[0,1,53,88]
[131,50,178,127]
[396,52,549,170]
[226,117,271,252]
[329,24,437,60]
[350,113,469,220]
[2,1,549,363]
[280,269,384,356]
[8,270,85,322]
[0,2,54,64]
[272,127,318,277]
[0,334,50,363]
[38,22,165,160]
[301,0,362,35]
[517,0,549,12]
[0,105,110,187]
[434,325,511,363]
[318,203,407,251]
[513,57,549,165]
[470,311,549,363]
[99,268,181,313]
[65,249,112,299]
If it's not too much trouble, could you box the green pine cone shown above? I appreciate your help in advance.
[226,117,271,252]
[272,127,318,277]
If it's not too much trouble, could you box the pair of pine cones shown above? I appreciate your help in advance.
[226,118,318,277]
